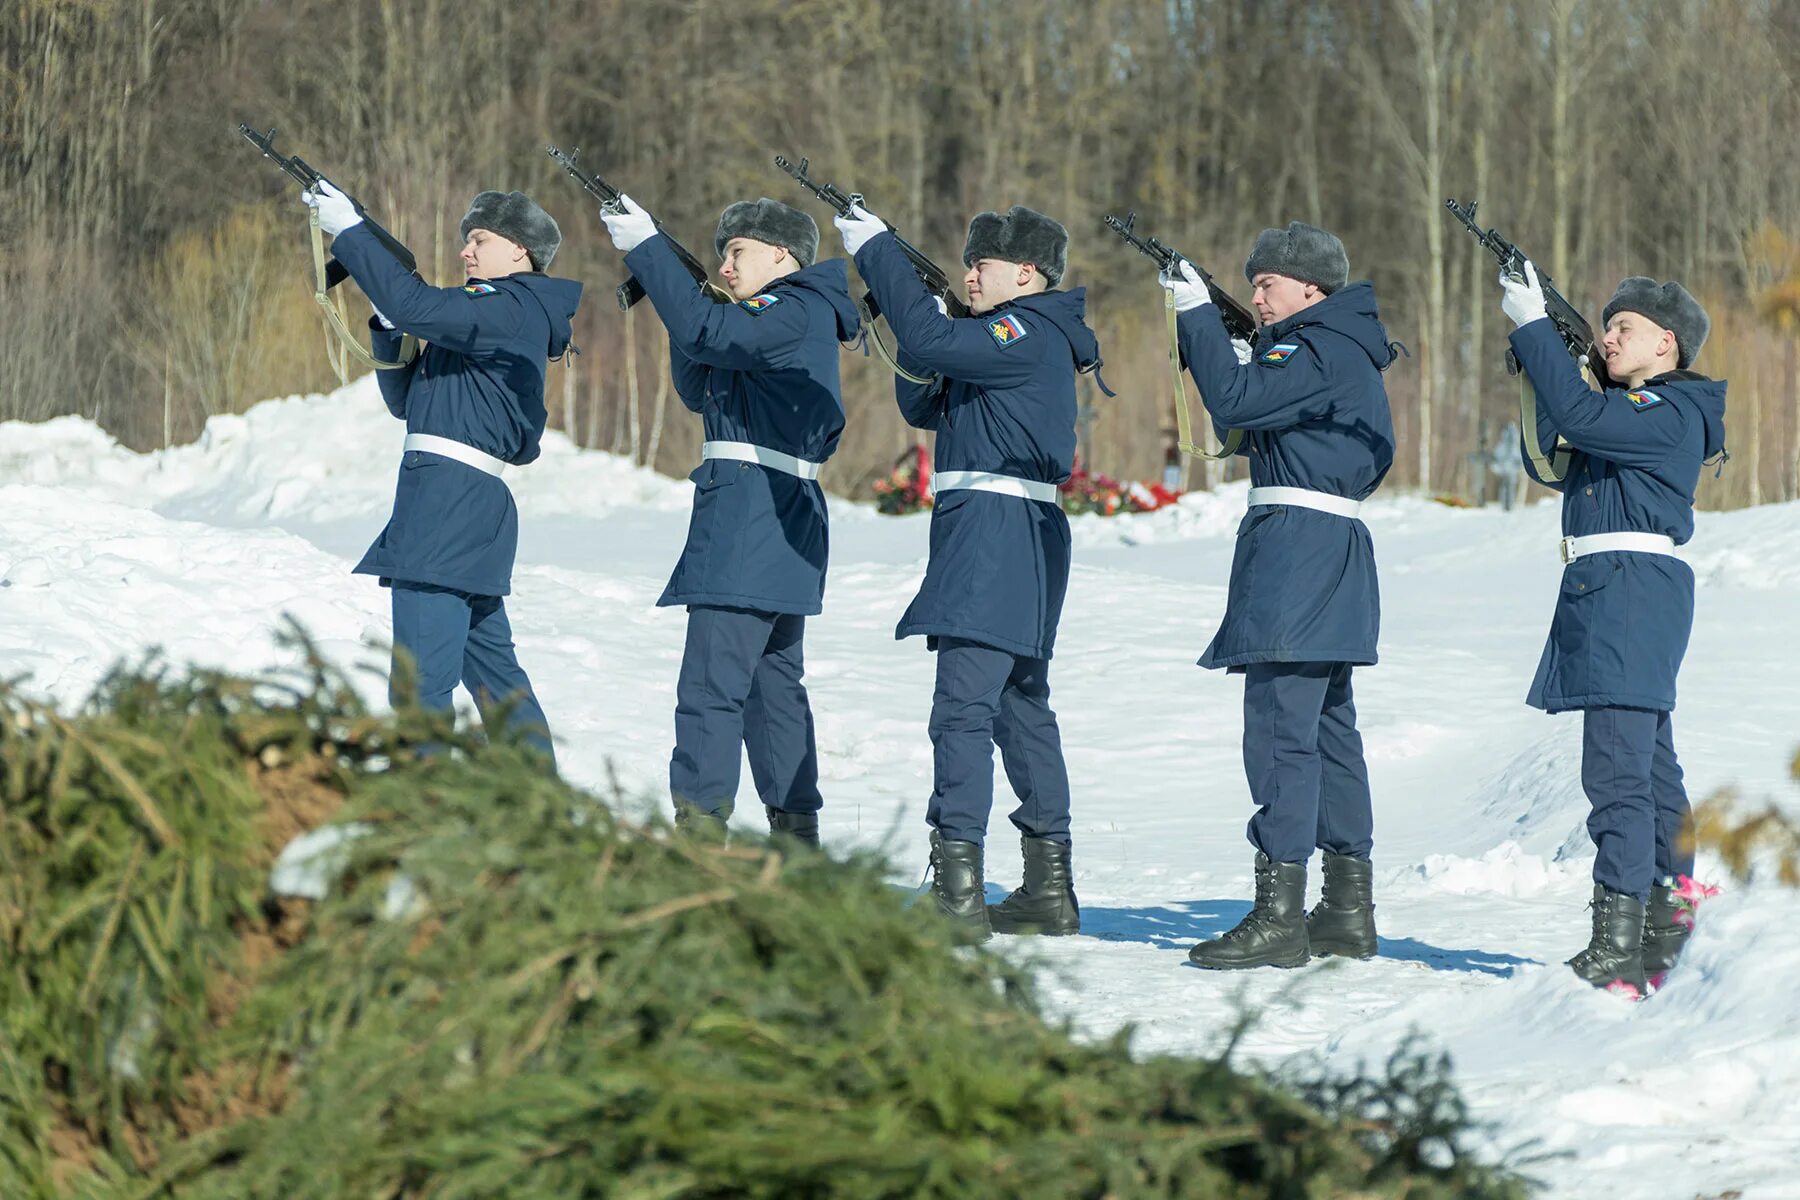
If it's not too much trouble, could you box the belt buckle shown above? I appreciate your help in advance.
[1559,536,1578,565]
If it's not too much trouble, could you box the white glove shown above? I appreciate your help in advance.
[834,203,888,256]
[1499,259,1549,328]
[1231,337,1253,365]
[370,303,394,331]
[1158,259,1211,314]
[301,179,362,238]
[932,295,949,318]
[602,195,657,253]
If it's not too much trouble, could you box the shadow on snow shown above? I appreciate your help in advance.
[1077,900,1539,976]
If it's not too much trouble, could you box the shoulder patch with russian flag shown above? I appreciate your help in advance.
[1259,342,1302,366]
[987,313,1030,347]
[463,282,498,297]
[1625,388,1666,411]
[739,292,782,314]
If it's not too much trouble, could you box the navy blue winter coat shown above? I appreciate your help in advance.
[334,222,581,597]
[1177,281,1397,669]
[855,231,1101,660]
[1510,319,1728,712]
[625,235,859,616]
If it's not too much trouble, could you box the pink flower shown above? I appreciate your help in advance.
[1670,875,1721,930]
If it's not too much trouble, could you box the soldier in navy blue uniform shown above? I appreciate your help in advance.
[600,195,859,847]
[1499,264,1727,996]
[836,202,1102,943]
[1165,222,1398,970]
[304,182,580,767]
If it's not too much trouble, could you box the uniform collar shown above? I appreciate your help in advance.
[1643,368,1711,385]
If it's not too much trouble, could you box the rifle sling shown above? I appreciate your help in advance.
[1518,373,1573,484]
[854,296,939,387]
[1164,288,1242,461]
[308,207,418,382]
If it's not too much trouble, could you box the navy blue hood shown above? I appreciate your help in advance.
[1269,280,1395,371]
[1007,287,1101,372]
[1652,370,1728,460]
[510,273,583,358]
[776,258,862,342]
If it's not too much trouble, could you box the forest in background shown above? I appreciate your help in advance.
[5,0,1800,507]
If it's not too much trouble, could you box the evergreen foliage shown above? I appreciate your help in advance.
[1,650,1528,1199]
[0,646,398,1193]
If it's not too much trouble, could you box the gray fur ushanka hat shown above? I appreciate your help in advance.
[1603,276,1710,368]
[715,198,819,267]
[1243,221,1349,293]
[461,191,562,270]
[962,206,1069,287]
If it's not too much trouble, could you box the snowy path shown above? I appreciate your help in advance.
[4,379,1797,1198]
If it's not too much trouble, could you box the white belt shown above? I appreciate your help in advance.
[1559,532,1679,564]
[1247,486,1364,519]
[403,433,507,478]
[933,470,1059,504]
[702,440,823,481]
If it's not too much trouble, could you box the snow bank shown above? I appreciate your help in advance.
[4,375,1799,1198]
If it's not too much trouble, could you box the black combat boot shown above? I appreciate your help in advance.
[673,800,732,842]
[765,806,820,850]
[1306,852,1378,960]
[1568,883,1648,998]
[1188,853,1310,970]
[1642,876,1716,987]
[927,830,992,944]
[987,836,1080,935]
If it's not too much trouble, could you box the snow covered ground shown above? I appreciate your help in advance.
[4,377,1797,1198]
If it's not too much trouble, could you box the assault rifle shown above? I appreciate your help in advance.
[1444,198,1609,385]
[239,124,418,289]
[773,154,971,320]
[546,145,726,311]
[1098,210,1247,459]
[1102,212,1257,342]
[1445,197,1603,482]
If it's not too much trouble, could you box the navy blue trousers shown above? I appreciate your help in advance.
[926,637,1072,846]
[1241,662,1374,865]
[1582,707,1693,901]
[670,606,821,818]
[390,582,554,765]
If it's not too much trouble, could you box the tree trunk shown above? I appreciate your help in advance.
[625,306,642,466]
[646,342,671,472]
[1549,0,1575,283]
[561,354,578,448]
[1789,336,1799,501]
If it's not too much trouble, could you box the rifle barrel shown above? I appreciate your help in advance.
[1443,196,1604,379]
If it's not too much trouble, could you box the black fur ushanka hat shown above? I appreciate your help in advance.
[714,198,820,267]
[1603,276,1710,368]
[461,191,562,270]
[962,206,1069,287]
